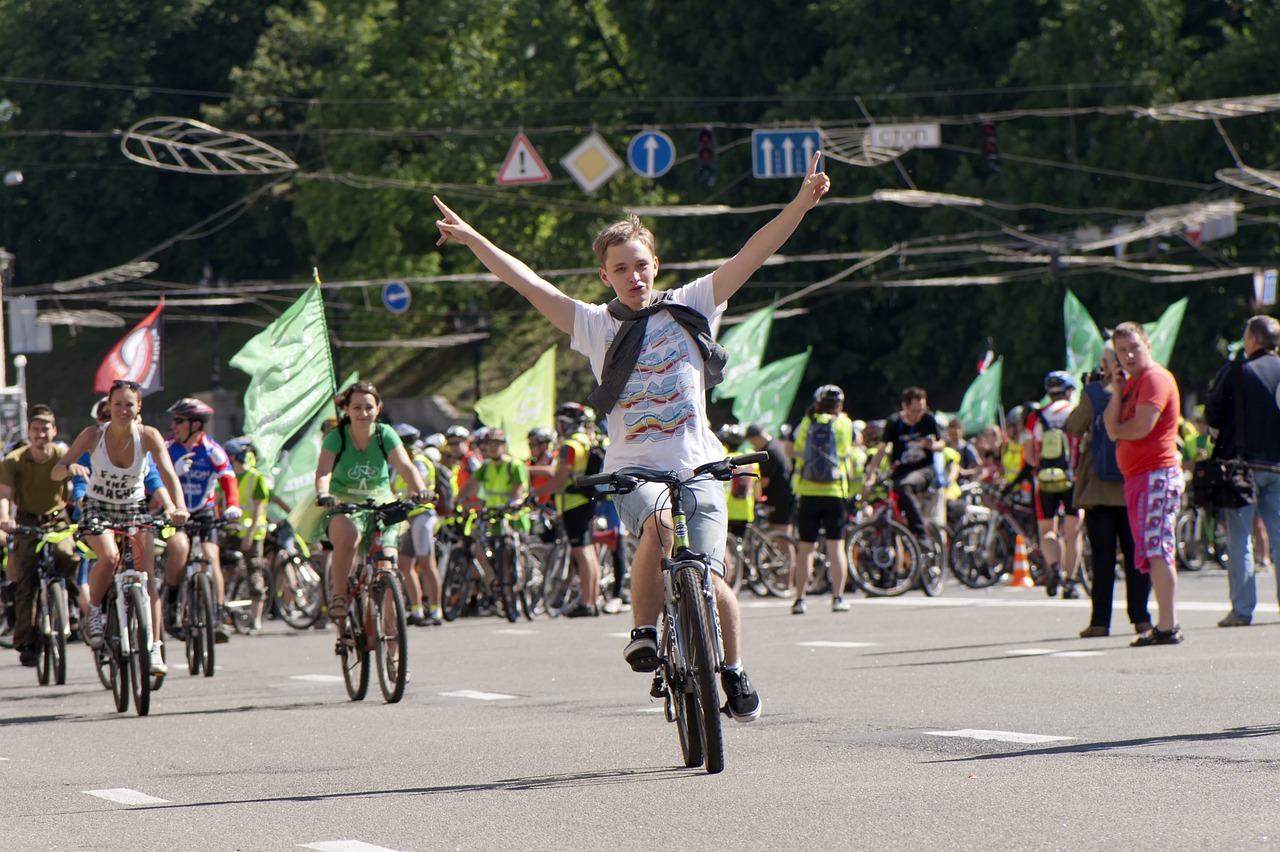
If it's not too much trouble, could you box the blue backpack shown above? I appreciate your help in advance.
[1083,383,1123,483]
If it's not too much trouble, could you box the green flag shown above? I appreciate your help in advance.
[1143,297,1188,367]
[229,284,335,473]
[731,349,811,433]
[268,371,358,522]
[955,357,1003,435]
[711,305,775,401]
[474,346,556,462]
[1064,290,1104,379]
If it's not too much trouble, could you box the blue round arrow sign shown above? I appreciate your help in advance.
[627,131,676,179]
[382,280,411,315]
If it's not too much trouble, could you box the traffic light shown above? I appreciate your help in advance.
[696,127,717,186]
[977,121,1000,174]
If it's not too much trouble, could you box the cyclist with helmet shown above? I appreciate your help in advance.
[162,397,242,645]
[223,437,272,632]
[717,423,759,538]
[864,386,945,542]
[791,385,856,613]
[1023,371,1084,598]
[457,428,530,603]
[313,382,430,634]
[525,425,558,509]
[532,403,603,617]
[391,422,441,626]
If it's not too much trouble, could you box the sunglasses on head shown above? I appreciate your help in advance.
[111,379,142,391]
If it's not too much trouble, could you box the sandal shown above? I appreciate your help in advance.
[1131,625,1184,646]
[327,596,348,624]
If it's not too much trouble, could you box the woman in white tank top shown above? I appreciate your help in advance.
[52,382,189,661]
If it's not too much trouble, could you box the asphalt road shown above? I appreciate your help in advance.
[2,566,1278,851]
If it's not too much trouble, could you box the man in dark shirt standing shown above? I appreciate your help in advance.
[864,387,945,537]
[1205,315,1280,627]
[745,423,794,534]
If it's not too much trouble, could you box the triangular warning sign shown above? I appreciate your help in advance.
[497,133,552,185]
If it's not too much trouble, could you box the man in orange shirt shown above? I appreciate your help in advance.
[1104,322,1184,646]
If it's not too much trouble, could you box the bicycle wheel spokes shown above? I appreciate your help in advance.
[374,576,408,704]
[846,519,920,597]
[948,519,1005,589]
[278,557,324,629]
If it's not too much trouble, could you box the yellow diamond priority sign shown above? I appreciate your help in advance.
[560,132,622,194]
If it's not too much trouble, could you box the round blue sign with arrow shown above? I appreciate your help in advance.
[627,131,676,179]
[382,280,410,315]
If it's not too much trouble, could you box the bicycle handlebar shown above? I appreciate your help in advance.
[78,514,171,536]
[574,451,769,494]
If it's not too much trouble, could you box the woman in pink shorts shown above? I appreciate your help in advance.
[1104,322,1184,645]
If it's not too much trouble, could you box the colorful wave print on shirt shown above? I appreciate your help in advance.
[618,318,701,443]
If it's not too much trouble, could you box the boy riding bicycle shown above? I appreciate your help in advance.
[434,152,830,723]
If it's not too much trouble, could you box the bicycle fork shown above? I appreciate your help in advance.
[114,571,153,657]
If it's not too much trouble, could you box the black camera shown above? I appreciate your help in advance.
[1084,368,1106,385]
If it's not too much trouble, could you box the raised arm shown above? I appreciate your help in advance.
[711,151,830,306]
[434,196,576,335]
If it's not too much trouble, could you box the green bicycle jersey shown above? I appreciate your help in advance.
[322,422,402,502]
[473,457,530,508]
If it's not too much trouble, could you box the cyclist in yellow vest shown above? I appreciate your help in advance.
[533,403,602,618]
[392,423,441,626]
[456,428,529,597]
[718,424,757,533]
[222,437,271,633]
[791,385,856,614]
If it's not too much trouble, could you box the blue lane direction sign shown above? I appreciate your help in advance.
[627,131,676,179]
[382,280,411,315]
[752,129,821,179]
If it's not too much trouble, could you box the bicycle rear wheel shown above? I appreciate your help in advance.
[541,539,574,616]
[919,526,947,597]
[227,573,260,635]
[184,582,201,676]
[722,536,744,593]
[374,574,408,704]
[127,584,151,716]
[662,624,703,769]
[514,550,536,621]
[948,518,1012,588]
[495,542,519,623]
[277,556,324,628]
[48,583,69,685]
[194,572,216,678]
[676,564,724,775]
[755,530,796,597]
[341,593,370,701]
[846,518,920,597]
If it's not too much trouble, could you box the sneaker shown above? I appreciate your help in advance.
[407,611,431,627]
[427,609,442,627]
[1218,612,1252,627]
[1045,567,1063,598]
[623,626,659,672]
[1062,580,1080,600]
[149,644,168,676]
[1078,625,1109,638]
[791,599,806,616]
[721,669,762,723]
[1132,625,1184,646]
[832,596,850,613]
[86,605,104,649]
[214,610,231,644]
[18,643,36,667]
[601,597,624,615]
[565,603,599,618]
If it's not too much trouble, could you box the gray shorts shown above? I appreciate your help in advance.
[613,477,727,575]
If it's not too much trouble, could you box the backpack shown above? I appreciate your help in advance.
[565,436,606,497]
[1036,426,1074,493]
[1083,382,1124,483]
[431,459,455,513]
[801,416,841,483]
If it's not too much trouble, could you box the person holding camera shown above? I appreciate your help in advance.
[1205,315,1280,627]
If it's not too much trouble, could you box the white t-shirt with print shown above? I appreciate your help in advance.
[572,274,726,473]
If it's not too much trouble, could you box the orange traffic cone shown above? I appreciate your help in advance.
[1009,534,1034,588]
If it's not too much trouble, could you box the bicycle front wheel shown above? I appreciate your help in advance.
[1175,509,1209,571]
[495,542,519,623]
[663,622,703,769]
[441,548,470,622]
[126,584,151,716]
[194,571,216,678]
[341,593,370,701]
[374,574,408,704]
[676,564,724,775]
[948,519,1011,588]
[919,527,947,597]
[277,556,324,629]
[47,583,69,686]
[107,599,128,713]
[755,530,797,597]
[35,584,52,686]
[846,518,921,597]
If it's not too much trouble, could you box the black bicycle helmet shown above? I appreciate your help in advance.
[555,402,591,426]
[716,423,745,448]
[393,422,422,444]
[167,397,214,423]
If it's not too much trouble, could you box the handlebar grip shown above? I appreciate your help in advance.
[730,451,769,467]
[574,473,614,488]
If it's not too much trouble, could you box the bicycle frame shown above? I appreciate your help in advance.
[663,487,727,677]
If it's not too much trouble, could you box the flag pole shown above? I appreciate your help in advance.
[313,267,338,400]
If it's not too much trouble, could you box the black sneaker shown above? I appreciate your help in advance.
[407,611,430,627]
[1045,568,1063,598]
[623,627,659,672]
[18,643,36,667]
[565,603,599,618]
[1062,580,1080,600]
[721,669,761,723]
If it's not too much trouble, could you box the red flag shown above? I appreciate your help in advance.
[93,300,164,396]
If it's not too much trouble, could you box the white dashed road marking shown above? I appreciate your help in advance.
[84,788,170,805]
[924,729,1074,744]
[440,689,517,701]
[1006,648,1104,658]
[492,628,537,635]
[300,842,404,852]
[797,640,875,648]
[636,707,664,713]
[291,674,344,683]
